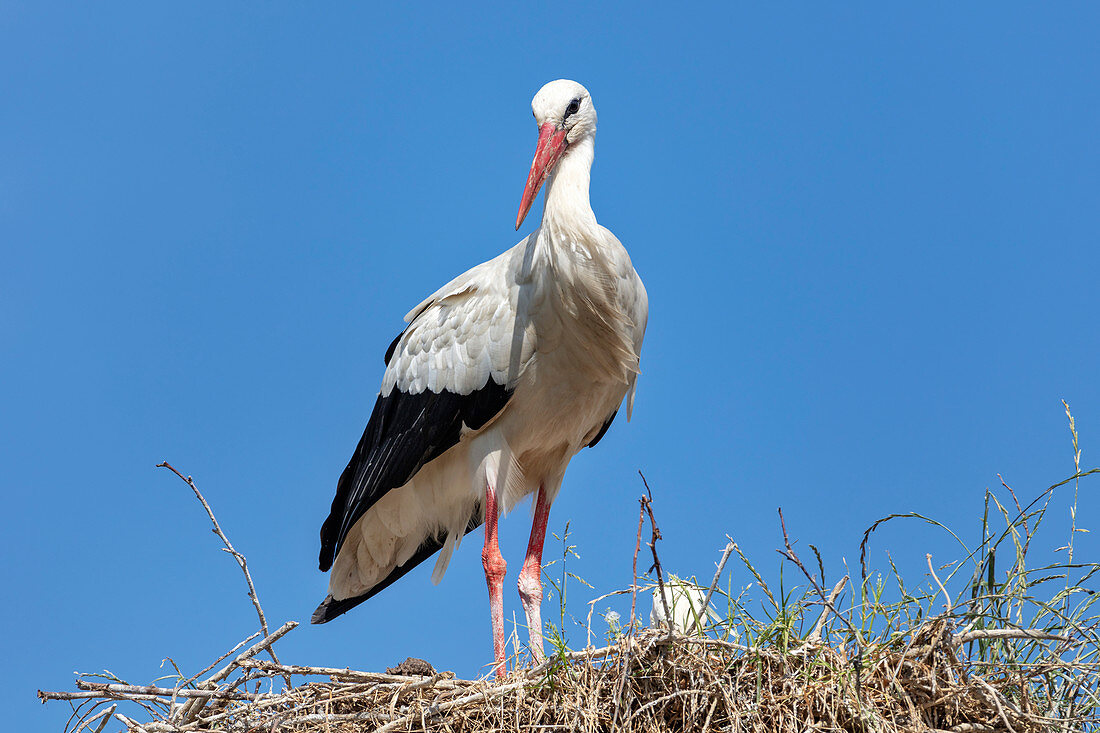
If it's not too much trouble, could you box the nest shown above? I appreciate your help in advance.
[41,620,1091,733]
[38,459,1100,732]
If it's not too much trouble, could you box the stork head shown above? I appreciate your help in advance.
[516,79,597,230]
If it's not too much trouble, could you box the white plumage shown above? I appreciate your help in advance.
[315,80,647,676]
[651,576,721,634]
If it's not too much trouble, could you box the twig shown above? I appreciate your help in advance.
[176,631,261,690]
[257,711,394,725]
[677,636,753,653]
[156,461,292,692]
[156,463,276,651]
[688,540,736,636]
[53,681,264,701]
[40,691,171,703]
[204,621,297,687]
[73,703,117,733]
[615,493,648,728]
[175,621,297,724]
[974,676,1019,733]
[112,713,149,733]
[807,575,849,643]
[639,472,672,638]
[236,659,469,688]
[955,629,1073,646]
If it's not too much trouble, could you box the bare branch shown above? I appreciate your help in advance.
[639,472,672,639]
[176,630,260,689]
[48,681,264,701]
[235,659,472,687]
[955,629,1073,646]
[807,575,849,644]
[156,462,274,646]
[73,703,116,733]
[174,620,297,725]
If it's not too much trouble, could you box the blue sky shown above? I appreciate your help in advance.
[4,4,1098,728]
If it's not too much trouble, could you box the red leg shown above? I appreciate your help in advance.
[482,480,508,678]
[517,486,550,663]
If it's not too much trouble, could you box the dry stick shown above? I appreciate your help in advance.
[680,636,752,653]
[634,476,678,733]
[807,575,849,644]
[72,703,117,733]
[156,461,292,691]
[157,464,274,642]
[60,696,94,733]
[175,621,297,725]
[112,713,149,733]
[236,659,469,687]
[638,472,672,637]
[614,495,648,729]
[68,681,264,701]
[177,631,261,691]
[90,706,117,733]
[955,629,1073,645]
[701,697,719,733]
[687,540,736,636]
[370,680,532,733]
[259,711,394,725]
[40,692,174,703]
[974,676,1020,733]
[127,724,205,733]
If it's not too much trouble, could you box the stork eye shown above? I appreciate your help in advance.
[564,98,581,119]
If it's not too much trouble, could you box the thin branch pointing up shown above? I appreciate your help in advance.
[156,461,281,671]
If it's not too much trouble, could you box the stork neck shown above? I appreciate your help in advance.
[541,136,596,234]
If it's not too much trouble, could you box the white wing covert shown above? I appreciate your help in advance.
[383,258,535,398]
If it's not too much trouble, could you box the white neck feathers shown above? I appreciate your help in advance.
[541,136,597,236]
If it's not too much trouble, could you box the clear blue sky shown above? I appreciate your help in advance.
[4,4,1098,728]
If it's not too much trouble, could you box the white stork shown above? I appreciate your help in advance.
[313,79,648,677]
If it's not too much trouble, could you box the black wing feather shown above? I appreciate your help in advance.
[587,410,618,448]
[383,328,406,366]
[312,510,482,623]
[318,377,511,572]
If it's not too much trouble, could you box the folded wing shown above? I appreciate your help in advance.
[317,251,533,573]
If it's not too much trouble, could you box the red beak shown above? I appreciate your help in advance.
[516,123,568,230]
